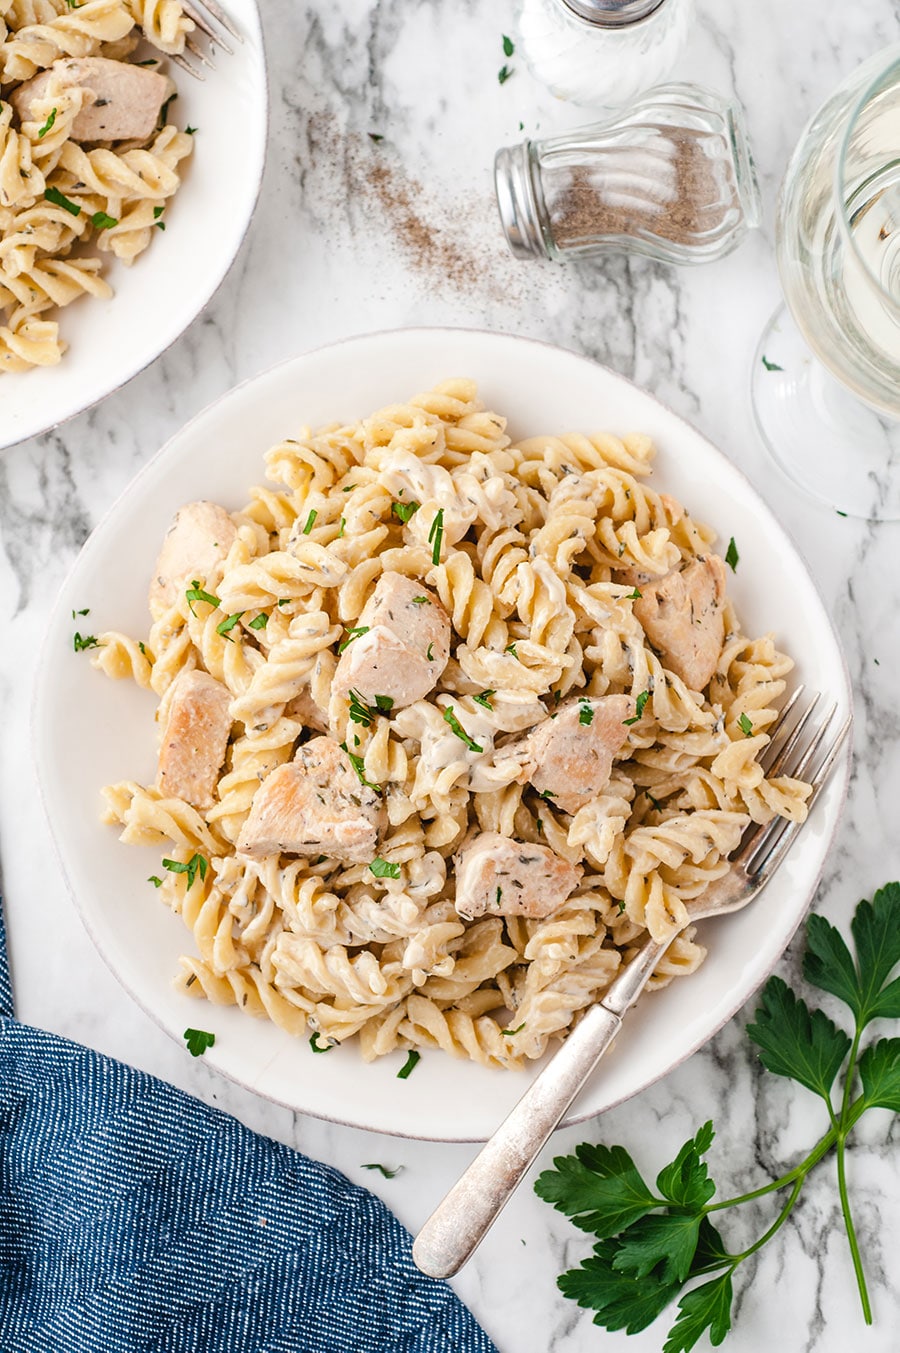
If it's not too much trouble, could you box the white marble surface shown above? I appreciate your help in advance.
[2,1,900,1350]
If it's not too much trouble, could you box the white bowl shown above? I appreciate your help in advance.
[33,328,851,1140]
[0,0,266,450]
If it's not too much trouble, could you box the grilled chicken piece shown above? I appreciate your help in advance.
[236,736,383,863]
[156,670,231,811]
[148,501,236,620]
[513,695,634,814]
[10,58,175,143]
[453,832,581,921]
[333,572,450,710]
[632,555,727,692]
[283,687,329,734]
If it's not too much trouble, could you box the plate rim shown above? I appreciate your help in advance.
[32,324,854,1140]
[0,0,269,452]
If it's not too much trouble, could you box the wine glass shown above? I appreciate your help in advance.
[752,46,900,520]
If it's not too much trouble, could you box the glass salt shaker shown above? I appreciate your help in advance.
[494,84,760,266]
[518,0,694,109]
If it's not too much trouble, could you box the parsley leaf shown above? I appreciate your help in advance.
[613,1213,705,1285]
[369,857,401,879]
[502,33,515,56]
[248,612,268,630]
[184,1028,215,1057]
[498,63,514,84]
[147,875,163,888]
[397,1050,420,1078]
[558,1239,681,1334]
[362,1162,402,1178]
[348,689,375,727]
[443,706,483,753]
[761,354,784,372]
[340,741,382,794]
[579,701,594,726]
[627,587,642,599]
[73,632,100,652]
[37,107,57,139]
[71,607,90,618]
[392,500,420,523]
[91,210,118,230]
[44,185,80,216]
[738,711,753,736]
[535,1142,660,1239]
[302,508,317,535]
[473,690,495,709]
[623,690,650,725]
[502,1023,525,1036]
[162,854,208,891]
[805,883,900,1026]
[309,1032,333,1053]
[746,975,852,1099]
[339,625,369,653]
[656,1121,716,1212]
[725,537,739,572]
[662,1271,734,1353]
[186,581,220,614]
[216,611,243,638]
[428,508,444,565]
[411,595,429,605]
[375,694,393,712]
[857,1038,900,1113]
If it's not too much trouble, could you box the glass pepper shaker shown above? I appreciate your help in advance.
[494,84,761,266]
[518,0,694,109]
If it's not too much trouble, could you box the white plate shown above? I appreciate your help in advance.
[33,328,851,1141]
[0,1,266,451]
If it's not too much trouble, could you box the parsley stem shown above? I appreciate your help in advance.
[836,1024,873,1324]
[706,1127,837,1212]
[730,1174,805,1264]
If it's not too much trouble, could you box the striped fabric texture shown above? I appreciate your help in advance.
[0,900,497,1353]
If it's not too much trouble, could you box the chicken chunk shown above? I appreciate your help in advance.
[283,687,329,734]
[148,501,236,620]
[10,58,174,143]
[454,833,581,920]
[514,695,634,814]
[632,555,727,692]
[236,736,384,863]
[333,572,450,710]
[156,670,232,811]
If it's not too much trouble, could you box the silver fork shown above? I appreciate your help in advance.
[412,688,851,1281]
[173,0,242,79]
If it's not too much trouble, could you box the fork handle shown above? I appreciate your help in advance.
[412,935,668,1280]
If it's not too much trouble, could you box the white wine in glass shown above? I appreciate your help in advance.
[753,47,900,520]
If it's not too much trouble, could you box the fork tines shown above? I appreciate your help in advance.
[174,0,242,80]
[742,690,851,881]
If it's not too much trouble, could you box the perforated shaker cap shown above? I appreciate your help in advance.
[561,0,669,25]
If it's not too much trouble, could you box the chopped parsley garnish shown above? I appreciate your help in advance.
[216,611,243,638]
[340,741,382,794]
[473,690,495,709]
[183,1027,215,1057]
[147,875,163,888]
[342,484,356,492]
[426,642,434,661]
[623,690,650,725]
[375,694,394,712]
[162,853,208,890]
[338,517,345,538]
[186,125,197,135]
[45,185,81,216]
[248,612,268,631]
[536,818,543,834]
[502,33,515,56]
[538,789,556,803]
[397,1050,420,1079]
[627,587,642,600]
[725,537,739,572]
[391,500,420,523]
[761,354,784,372]
[338,625,369,653]
[411,595,429,605]
[159,93,176,127]
[502,1023,526,1036]
[505,642,518,658]
[495,887,502,906]
[443,706,483,753]
[646,790,663,811]
[348,689,376,727]
[302,508,317,535]
[73,632,100,652]
[738,711,754,736]
[617,899,627,914]
[186,580,220,614]
[91,210,118,230]
[498,63,514,84]
[71,607,89,618]
[362,1163,402,1178]
[309,1032,334,1054]
[578,701,594,726]
[138,641,147,655]
[428,507,444,565]
[368,132,384,143]
[37,107,57,139]
[369,858,401,879]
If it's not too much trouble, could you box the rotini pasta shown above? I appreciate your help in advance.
[0,0,192,370]
[93,379,812,1071]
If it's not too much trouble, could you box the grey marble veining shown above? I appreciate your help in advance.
[2,1,900,1350]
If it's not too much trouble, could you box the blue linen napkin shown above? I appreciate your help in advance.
[0,899,498,1353]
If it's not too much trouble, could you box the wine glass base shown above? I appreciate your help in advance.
[752,306,900,521]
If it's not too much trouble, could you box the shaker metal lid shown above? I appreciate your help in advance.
[561,0,669,25]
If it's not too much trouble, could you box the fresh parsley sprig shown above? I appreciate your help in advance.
[537,883,900,1350]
